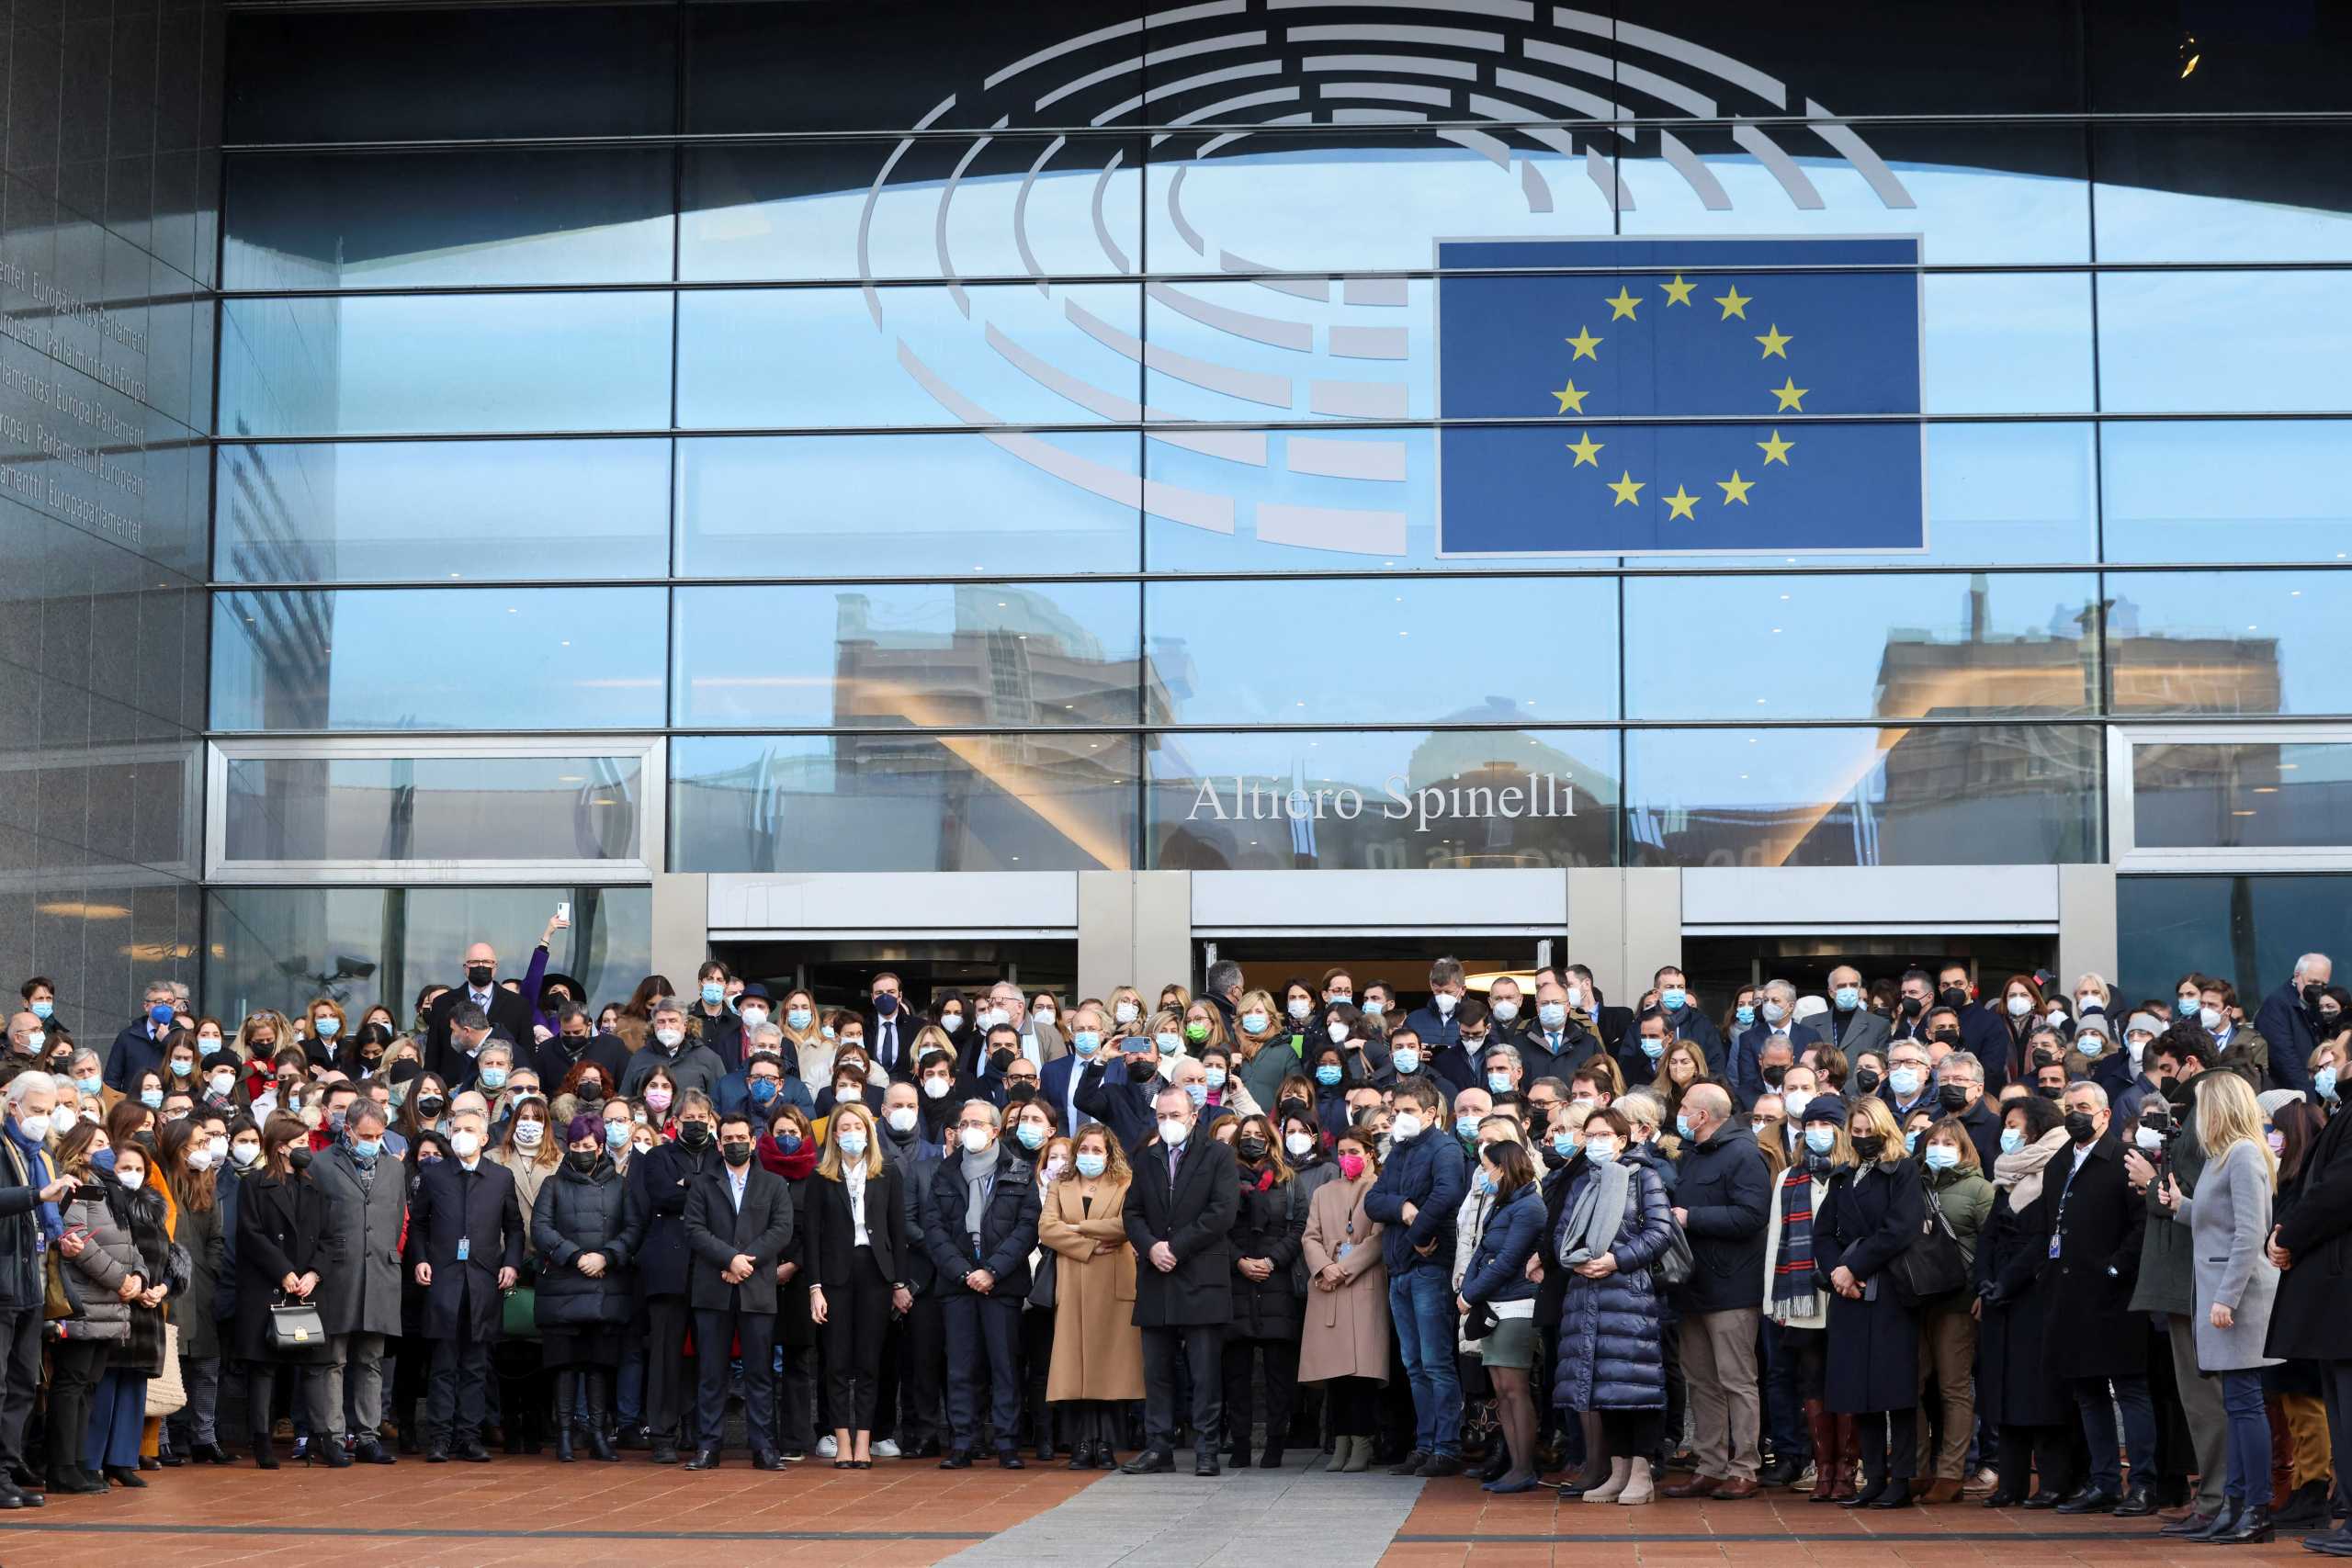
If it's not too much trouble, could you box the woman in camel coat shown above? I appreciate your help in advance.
[1037,1122,1143,1469]
[1299,1124,1389,1472]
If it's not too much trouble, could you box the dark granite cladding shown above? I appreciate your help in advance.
[0,0,221,1036]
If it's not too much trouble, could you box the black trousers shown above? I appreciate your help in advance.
[425,1325,491,1444]
[943,1293,1023,1454]
[821,1248,892,1434]
[899,1292,946,1450]
[0,1306,41,1473]
[695,1306,776,1454]
[1859,1408,1920,1483]
[1998,1422,2076,1499]
[1144,1324,1224,1454]
[644,1295,695,1444]
[2320,1359,2352,1517]
[1222,1332,1300,1454]
[45,1337,108,1478]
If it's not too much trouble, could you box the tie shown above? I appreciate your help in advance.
[1548,1032,1561,1053]
[1169,1147,1182,1183]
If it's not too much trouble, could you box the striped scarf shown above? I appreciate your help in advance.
[1771,1164,1821,1309]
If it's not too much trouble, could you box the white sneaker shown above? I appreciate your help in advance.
[874,1438,901,1459]
[816,1436,838,1458]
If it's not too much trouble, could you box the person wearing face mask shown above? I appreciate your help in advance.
[1811,1098,1927,1509]
[1220,1112,1307,1471]
[1906,1120,1993,1504]
[1399,956,1470,1063]
[1038,1123,1142,1470]
[746,1105,821,1462]
[2263,1076,2352,1556]
[1038,1008,1110,1141]
[229,1114,334,1471]
[1300,1128,1388,1472]
[923,1100,1041,1470]
[47,1125,167,1491]
[1734,980,1823,1109]
[406,1107,523,1463]
[1656,1084,1771,1502]
[1879,1042,1937,1127]
[1424,998,1498,1101]
[534,1002,630,1101]
[145,1118,226,1469]
[620,1000,727,1101]
[677,1111,795,1472]
[100,978,179,1096]
[1363,1078,1468,1477]
[2251,953,2332,1098]
[1115,1084,1238,1477]
[424,942,534,1085]
[1973,1092,2074,1506]
[804,1100,910,1470]
[305,1099,405,1466]
[679,962,744,1073]
[1821,966,1893,1056]
[859,972,924,1083]
[2026,1081,2157,1517]
[1991,975,2048,1089]
[622,1092,716,1463]
[1758,1096,1852,1500]
[1077,1028,1165,1158]
[531,1114,638,1463]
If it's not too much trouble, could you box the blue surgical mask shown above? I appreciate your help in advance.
[1204,1066,1227,1089]
[1071,1031,1102,1055]
[1315,1064,1341,1087]
[2077,1036,2103,1058]
[1675,1111,1694,1139]
[701,982,724,1006]
[1834,987,1860,1011]
[1486,1071,1512,1095]
[1185,1082,1207,1109]
[1154,1032,1182,1054]
[479,1066,508,1090]
[1392,1048,1420,1076]
[1889,1066,1922,1099]
[1761,1000,1788,1024]
[1904,1131,1920,1155]
[1537,1002,1566,1031]
[2316,1064,2340,1101]
[1999,1127,2026,1156]
[1551,1132,1578,1158]
[1584,1141,1619,1164]
[74,1073,101,1096]
[1660,987,1687,1012]
[1360,999,1385,1018]
[315,1015,341,1037]
[1923,1143,1959,1171]
[606,1122,631,1151]
[1454,1115,1480,1142]
[139,1089,163,1109]
[1640,1036,1664,1059]
[1075,1151,1107,1179]
[1804,1124,1836,1155]
[786,1007,813,1031]
[1736,1005,1756,1028]
[1014,1122,1045,1150]
[1241,1011,1269,1033]
[351,1138,382,1160]
[29,1000,51,1021]
[839,1130,868,1156]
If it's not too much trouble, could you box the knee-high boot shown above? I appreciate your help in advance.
[584,1370,619,1462]
[552,1371,578,1462]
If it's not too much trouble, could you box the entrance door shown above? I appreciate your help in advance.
[706,938,1079,1017]
[1193,934,1555,1017]
[1679,934,2059,1013]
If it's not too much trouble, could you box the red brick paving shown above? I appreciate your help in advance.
[0,1456,1099,1567]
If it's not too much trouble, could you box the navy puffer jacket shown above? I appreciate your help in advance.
[1458,1180,1544,1307]
[1549,1158,1678,1412]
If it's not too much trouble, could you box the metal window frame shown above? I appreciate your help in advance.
[204,735,666,885]
[2109,722,2352,872]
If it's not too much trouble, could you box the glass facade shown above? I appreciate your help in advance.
[194,0,2352,994]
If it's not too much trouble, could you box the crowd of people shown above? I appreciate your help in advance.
[1,929,2347,1554]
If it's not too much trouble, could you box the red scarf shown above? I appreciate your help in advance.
[756,1132,816,1181]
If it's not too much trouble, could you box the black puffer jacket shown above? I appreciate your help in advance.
[1227,1164,1306,1337]
[533,1153,640,1326]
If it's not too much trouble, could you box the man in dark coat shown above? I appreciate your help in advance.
[1661,1085,1772,1500]
[0,1074,74,1504]
[680,1109,796,1470]
[2265,1090,2352,1555]
[311,1101,408,1464]
[531,1004,631,1101]
[1119,1082,1239,1477]
[2252,955,2329,1095]
[863,970,929,1083]
[405,1105,523,1462]
[923,1100,1040,1468]
[623,1093,720,1463]
[2030,1081,2156,1517]
[1076,1036,1162,1156]
[102,977,180,1092]
[424,939,536,1085]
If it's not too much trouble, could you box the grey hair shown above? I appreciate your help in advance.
[4,1071,57,1109]
[2065,1079,2110,1111]
[749,1021,785,1047]
[1762,978,1797,1005]
[961,1098,1004,1128]
[1482,1042,1522,1071]
[143,977,176,1000]
[1204,959,1244,999]
[1430,955,1465,987]
[1939,1051,1984,1085]
[2297,952,2333,979]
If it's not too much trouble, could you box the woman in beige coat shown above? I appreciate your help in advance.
[1038,1121,1143,1470]
[1299,1125,1389,1472]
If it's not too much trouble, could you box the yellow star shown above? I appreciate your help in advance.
[1663,485,1700,521]
[1718,470,1755,506]
[1551,380,1589,414]
[1564,325,1602,360]
[1757,429,1795,466]
[1566,431,1604,468]
[1660,273,1696,307]
[1714,285,1752,320]
[1770,377,1807,412]
[1607,470,1644,506]
[1755,323,1792,359]
[1604,287,1641,321]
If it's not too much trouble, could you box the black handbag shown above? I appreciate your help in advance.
[267,1297,329,1356]
[1890,1183,1970,1304]
[1026,1249,1057,1311]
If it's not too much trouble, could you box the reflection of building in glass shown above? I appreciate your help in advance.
[826,585,1161,728]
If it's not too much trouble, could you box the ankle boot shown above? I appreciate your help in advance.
[1829,1416,1859,1502]
[1806,1402,1839,1502]
[1583,1456,1633,1504]
[1618,1456,1657,1505]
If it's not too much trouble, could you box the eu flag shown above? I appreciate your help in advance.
[1435,238,1925,557]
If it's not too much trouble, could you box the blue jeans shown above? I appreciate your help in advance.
[1387,1267,1462,1459]
[2220,1370,2272,1509]
[2070,1373,2157,1495]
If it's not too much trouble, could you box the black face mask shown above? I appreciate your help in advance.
[1237,1136,1268,1161]
[1850,1134,1884,1159]
[988,1048,1015,1073]
[416,1095,447,1119]
[1761,1065,1787,1089]
[678,1122,714,1150]
[1936,1083,1973,1112]
[2304,983,2327,1011]
[1005,1083,1037,1106]
[1928,1030,1961,1048]
[566,1150,598,1174]
[1279,1096,1311,1126]
[1939,987,1968,1011]
[466,964,495,989]
[721,1141,752,1167]
[287,1146,313,1171]
[1126,1058,1158,1082]
[2037,1084,2064,1100]
[2063,1111,2098,1145]
[1851,1066,1882,1094]
[1901,996,1926,1018]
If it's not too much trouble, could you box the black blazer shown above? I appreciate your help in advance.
[806,1162,909,1292]
[425,987,537,1084]
[232,1171,327,1363]
[403,1156,526,1341]
[682,1162,796,1314]
[2026,1133,2149,1381]
[1124,1134,1239,1328]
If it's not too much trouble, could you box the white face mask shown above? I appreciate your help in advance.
[2199,1005,2223,1032]
[51,1106,77,1133]
[959,1126,992,1154]
[1114,1002,1137,1025]
[1390,1111,1423,1141]
[941,1013,964,1033]
[1287,998,1312,1021]
[2006,995,2033,1017]
[1433,993,1457,1016]
[117,1168,144,1192]
[231,1143,262,1168]
[1491,999,1520,1023]
[1284,1131,1316,1158]
[514,1121,545,1148]
[887,1107,920,1134]
[654,1028,684,1049]
[14,1112,51,1143]
[450,1130,482,1159]
[206,1135,229,1166]
[1327,1021,1350,1044]
[739,1008,769,1030]
[187,1143,214,1171]
[922,1077,951,1100]
[1157,1117,1189,1147]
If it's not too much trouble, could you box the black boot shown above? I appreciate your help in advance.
[585,1372,620,1463]
[2215,1504,2274,1544]
[251,1435,278,1471]
[553,1371,579,1462]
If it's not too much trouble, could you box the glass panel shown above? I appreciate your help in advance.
[1143,729,1617,871]
[2133,740,2352,852]
[1624,725,2102,866]
[2106,570,2346,716]
[1620,122,2089,265]
[1623,573,2100,721]
[669,733,1137,872]
[205,886,651,1022]
[674,433,1140,577]
[209,588,667,732]
[1145,578,1618,726]
[683,137,1139,283]
[2098,272,2352,414]
[674,284,1140,429]
[224,150,675,289]
[222,755,643,863]
[215,440,672,583]
[219,294,674,437]
[2117,874,2352,1018]
[1919,272,2094,414]
[225,6,679,143]
[671,583,1141,728]
[2094,123,2352,265]
[2087,0,2352,114]
[2102,422,2352,565]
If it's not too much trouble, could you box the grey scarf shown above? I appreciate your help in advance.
[961,1145,999,1244]
[1559,1156,1634,1269]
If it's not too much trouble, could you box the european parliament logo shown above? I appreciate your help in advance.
[1436,238,1926,557]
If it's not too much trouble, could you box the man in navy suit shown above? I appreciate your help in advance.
[406,1105,524,1461]
[1731,979,1822,1105]
[1041,1002,1108,1137]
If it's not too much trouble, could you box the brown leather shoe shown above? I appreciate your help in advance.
[1661,1474,1722,1498]
[1921,1478,1963,1505]
[1712,1478,1762,1500]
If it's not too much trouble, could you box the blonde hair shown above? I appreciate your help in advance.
[818,1100,884,1179]
[910,1023,953,1064]
[1846,1097,1905,1168]
[2195,1070,2278,1191]
[1233,990,1281,1048]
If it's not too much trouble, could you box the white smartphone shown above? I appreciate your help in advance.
[555,901,571,924]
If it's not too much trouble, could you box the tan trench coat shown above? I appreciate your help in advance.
[1038,1174,1144,1402]
[1298,1170,1390,1385]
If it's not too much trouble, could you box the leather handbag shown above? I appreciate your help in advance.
[1025,1247,1057,1311]
[1890,1183,1970,1304]
[267,1299,327,1353]
[42,1245,85,1322]
[501,1283,539,1340]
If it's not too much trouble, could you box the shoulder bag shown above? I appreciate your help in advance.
[1890,1180,1969,1304]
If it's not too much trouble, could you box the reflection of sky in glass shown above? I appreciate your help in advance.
[2103,422,2352,563]
[2099,272,2352,413]
[2106,570,2350,716]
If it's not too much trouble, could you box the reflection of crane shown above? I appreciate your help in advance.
[276,954,378,1007]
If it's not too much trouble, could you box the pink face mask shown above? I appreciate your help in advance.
[1338,1153,1367,1180]
[644,1089,673,1111]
